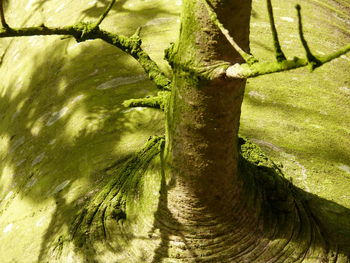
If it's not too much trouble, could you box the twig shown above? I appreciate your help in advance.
[203,0,258,65]
[0,0,9,29]
[296,4,321,70]
[92,0,116,30]
[266,0,286,62]
[123,91,169,111]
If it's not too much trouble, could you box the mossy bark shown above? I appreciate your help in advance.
[154,0,349,262]
[165,0,251,211]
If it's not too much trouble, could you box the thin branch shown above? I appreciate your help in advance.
[296,4,321,69]
[123,91,169,111]
[92,0,116,30]
[0,0,9,29]
[266,0,286,62]
[0,25,76,37]
[0,23,172,90]
[226,43,350,78]
[203,0,258,65]
[318,44,350,64]
[131,26,142,39]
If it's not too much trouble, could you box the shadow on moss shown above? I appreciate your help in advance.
[238,137,350,257]
[0,4,170,261]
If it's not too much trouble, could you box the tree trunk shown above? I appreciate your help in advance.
[165,0,250,217]
[20,1,348,262]
[153,0,345,262]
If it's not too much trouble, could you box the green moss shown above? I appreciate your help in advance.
[239,136,278,169]
[70,136,163,243]
[241,0,350,210]
[0,0,349,261]
[239,137,293,212]
[123,91,170,110]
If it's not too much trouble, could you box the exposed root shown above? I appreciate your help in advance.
[63,136,164,261]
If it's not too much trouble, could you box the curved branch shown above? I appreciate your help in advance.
[0,23,172,91]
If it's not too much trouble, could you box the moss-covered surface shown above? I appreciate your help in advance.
[242,0,350,207]
[239,137,350,253]
[0,0,178,261]
[0,0,349,262]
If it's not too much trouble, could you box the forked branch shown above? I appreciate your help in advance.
[226,43,350,78]
[201,0,349,79]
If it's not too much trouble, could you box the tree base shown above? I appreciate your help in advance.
[41,137,350,263]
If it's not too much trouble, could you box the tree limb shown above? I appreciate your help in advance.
[226,43,350,78]
[0,23,172,90]
[123,91,169,111]
[225,3,349,79]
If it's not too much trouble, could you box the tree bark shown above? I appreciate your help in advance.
[154,0,345,262]
[157,0,262,260]
[165,0,251,216]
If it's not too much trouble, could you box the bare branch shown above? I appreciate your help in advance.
[92,0,116,30]
[296,4,321,70]
[203,0,258,65]
[266,0,286,62]
[0,23,172,90]
[226,43,350,78]
[0,0,9,29]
